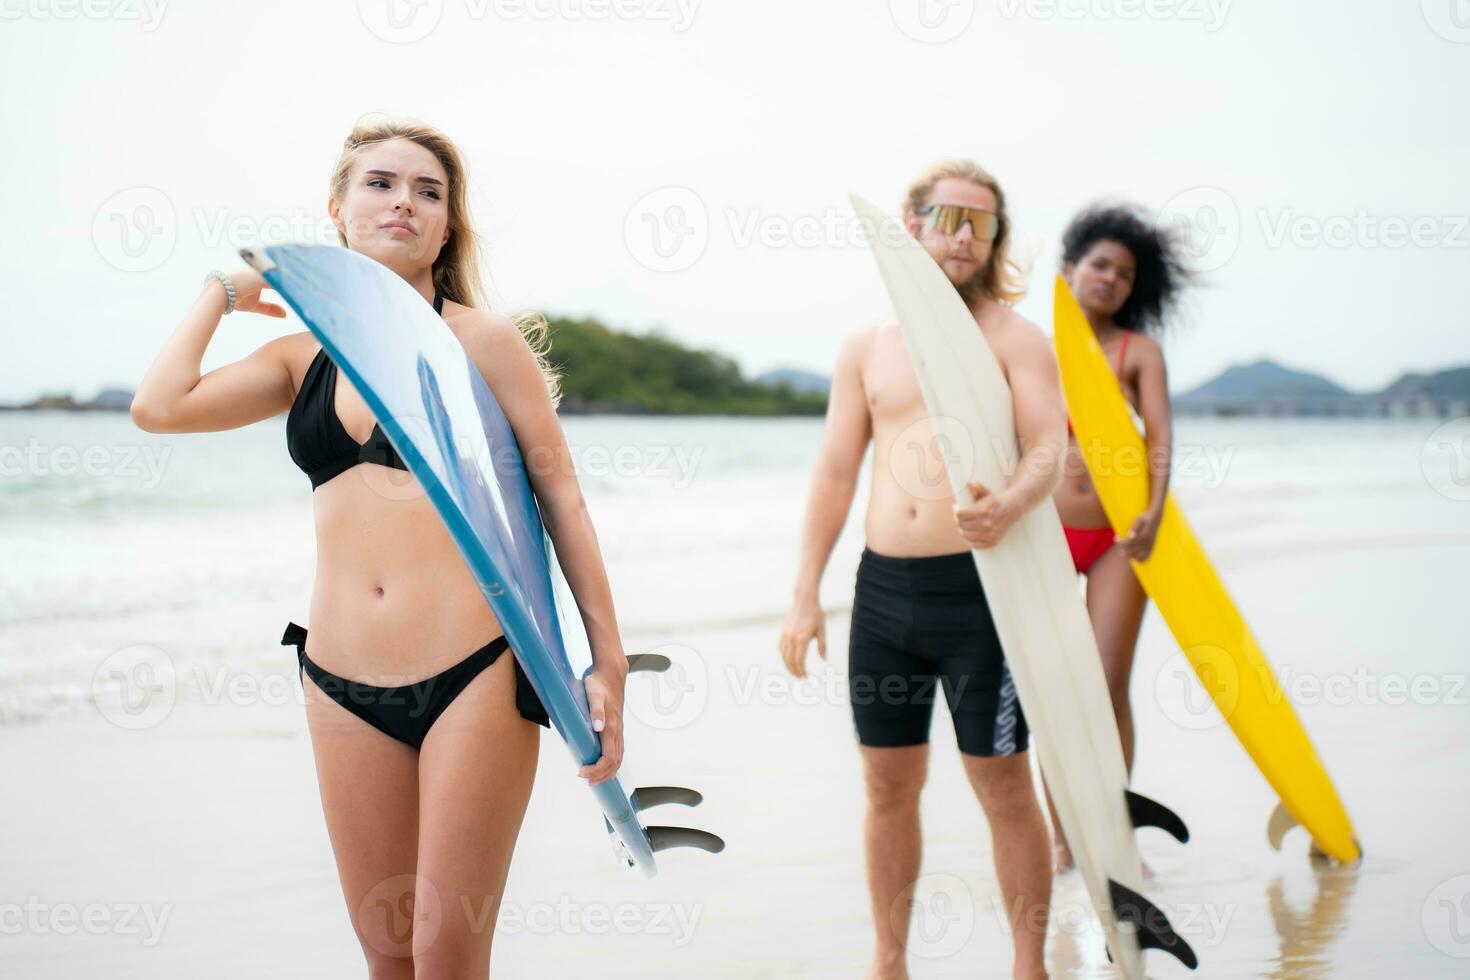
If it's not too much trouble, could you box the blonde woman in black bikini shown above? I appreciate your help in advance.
[1050,204,1190,872]
[131,117,629,975]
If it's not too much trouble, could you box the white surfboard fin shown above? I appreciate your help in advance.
[631,786,704,812]
[1267,801,1345,860]
[646,826,726,854]
[1266,800,1300,851]
[1107,879,1199,970]
[1125,789,1190,844]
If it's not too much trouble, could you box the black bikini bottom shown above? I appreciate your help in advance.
[280,622,549,749]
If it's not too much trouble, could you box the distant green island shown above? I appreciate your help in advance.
[1,314,831,417]
[544,316,827,415]
[4,312,1466,420]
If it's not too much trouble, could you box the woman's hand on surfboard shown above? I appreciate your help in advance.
[953,480,1019,549]
[578,664,626,784]
[220,269,288,319]
[1120,509,1161,561]
[778,598,827,679]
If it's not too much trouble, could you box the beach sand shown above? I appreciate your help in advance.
[3,525,1468,978]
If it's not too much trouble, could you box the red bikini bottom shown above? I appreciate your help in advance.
[1064,524,1116,575]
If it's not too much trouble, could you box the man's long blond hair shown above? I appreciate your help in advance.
[329,115,561,403]
[903,159,1027,306]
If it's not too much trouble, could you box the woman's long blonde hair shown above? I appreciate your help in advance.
[329,115,562,403]
[903,159,1027,306]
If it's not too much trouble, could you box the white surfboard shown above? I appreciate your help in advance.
[851,195,1196,976]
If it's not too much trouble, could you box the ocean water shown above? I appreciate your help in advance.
[2,411,1466,719]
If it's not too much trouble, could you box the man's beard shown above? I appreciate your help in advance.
[952,260,993,308]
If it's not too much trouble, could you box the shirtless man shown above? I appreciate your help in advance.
[779,161,1066,980]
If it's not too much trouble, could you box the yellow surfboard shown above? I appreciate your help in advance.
[1052,276,1360,863]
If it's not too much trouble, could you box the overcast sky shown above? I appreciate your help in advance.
[2,0,1466,403]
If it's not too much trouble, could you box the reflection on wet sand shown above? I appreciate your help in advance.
[1266,857,1359,979]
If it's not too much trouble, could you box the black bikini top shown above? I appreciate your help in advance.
[286,290,442,490]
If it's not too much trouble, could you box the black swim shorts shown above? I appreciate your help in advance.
[847,547,1028,757]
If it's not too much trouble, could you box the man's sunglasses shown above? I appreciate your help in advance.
[914,204,1000,241]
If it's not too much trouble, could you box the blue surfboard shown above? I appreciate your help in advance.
[241,244,721,877]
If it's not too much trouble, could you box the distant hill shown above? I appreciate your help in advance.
[755,368,831,396]
[1179,359,1353,403]
[1176,359,1470,418]
[1380,366,1470,399]
[544,316,827,415]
